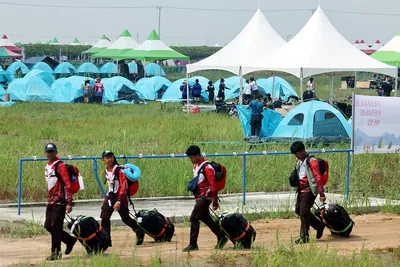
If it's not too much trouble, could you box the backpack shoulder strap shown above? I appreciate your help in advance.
[198,161,210,176]
[305,155,315,168]
[53,161,66,186]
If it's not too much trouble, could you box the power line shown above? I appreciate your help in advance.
[324,9,400,16]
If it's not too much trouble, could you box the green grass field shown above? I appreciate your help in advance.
[0,73,399,203]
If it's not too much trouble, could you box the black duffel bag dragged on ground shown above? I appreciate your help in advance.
[135,208,175,242]
[67,215,111,254]
[314,203,354,238]
[214,212,256,249]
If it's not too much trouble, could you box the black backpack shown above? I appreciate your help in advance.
[135,209,175,242]
[314,203,354,237]
[218,213,256,249]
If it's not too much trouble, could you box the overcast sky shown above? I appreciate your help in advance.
[2,0,400,46]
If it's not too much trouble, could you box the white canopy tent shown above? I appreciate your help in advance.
[186,9,286,103]
[243,7,398,101]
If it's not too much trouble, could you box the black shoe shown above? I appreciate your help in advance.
[215,236,228,250]
[316,226,325,240]
[183,244,199,252]
[295,237,309,244]
[65,238,77,255]
[136,229,145,246]
[46,252,62,261]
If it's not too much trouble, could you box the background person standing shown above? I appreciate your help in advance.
[246,95,264,137]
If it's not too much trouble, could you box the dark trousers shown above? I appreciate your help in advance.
[95,96,103,103]
[44,204,76,253]
[250,115,262,137]
[295,191,325,239]
[189,198,224,246]
[100,202,138,242]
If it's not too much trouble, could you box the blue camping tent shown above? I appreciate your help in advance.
[102,76,144,104]
[24,69,55,87]
[237,105,282,140]
[0,66,3,71]
[65,76,95,97]
[31,62,53,73]
[128,62,138,73]
[100,62,117,74]
[8,77,53,102]
[214,76,246,101]
[0,71,13,84]
[144,63,166,77]
[136,76,171,100]
[6,62,30,75]
[256,77,298,102]
[51,78,81,103]
[271,101,351,142]
[54,62,77,74]
[77,63,100,73]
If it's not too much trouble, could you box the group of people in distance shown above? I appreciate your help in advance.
[180,78,231,104]
[371,74,394,97]
[81,78,104,104]
[42,141,326,261]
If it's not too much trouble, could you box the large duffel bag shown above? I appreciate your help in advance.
[218,213,256,249]
[135,209,174,242]
[67,215,110,254]
[314,203,354,238]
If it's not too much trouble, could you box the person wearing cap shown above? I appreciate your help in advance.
[43,143,77,261]
[192,79,202,104]
[94,78,104,104]
[217,78,230,102]
[82,78,91,103]
[206,80,215,104]
[100,151,145,246]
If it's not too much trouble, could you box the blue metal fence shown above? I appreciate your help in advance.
[17,149,353,215]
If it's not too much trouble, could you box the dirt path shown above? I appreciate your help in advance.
[1,213,400,266]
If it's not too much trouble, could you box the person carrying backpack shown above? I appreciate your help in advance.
[43,143,77,261]
[183,145,227,252]
[290,141,326,244]
[100,151,145,246]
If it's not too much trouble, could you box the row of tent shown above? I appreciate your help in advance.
[1,61,166,76]
[1,75,298,103]
[237,100,352,142]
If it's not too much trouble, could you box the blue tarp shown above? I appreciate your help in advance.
[257,77,298,102]
[0,71,13,84]
[24,69,55,87]
[77,63,100,73]
[31,62,53,73]
[144,63,166,77]
[54,62,77,74]
[128,62,138,73]
[214,76,246,101]
[271,101,351,142]
[6,62,30,75]
[237,105,282,139]
[102,76,144,104]
[0,101,16,107]
[136,76,172,100]
[0,84,5,101]
[100,62,117,74]
[8,76,53,102]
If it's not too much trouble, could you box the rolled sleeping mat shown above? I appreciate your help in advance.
[123,163,141,182]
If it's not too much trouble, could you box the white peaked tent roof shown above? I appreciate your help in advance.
[107,30,138,50]
[371,40,383,51]
[243,7,397,78]
[93,35,111,48]
[356,40,369,50]
[376,36,400,53]
[187,9,286,75]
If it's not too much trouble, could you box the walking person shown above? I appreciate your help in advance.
[217,78,230,102]
[290,141,326,244]
[43,143,77,261]
[249,77,259,99]
[246,95,264,137]
[183,145,227,252]
[192,79,202,104]
[100,151,145,246]
[82,78,91,103]
[94,78,104,104]
[206,80,215,104]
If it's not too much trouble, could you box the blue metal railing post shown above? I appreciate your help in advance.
[345,151,351,200]
[17,159,23,216]
[243,154,247,205]
[92,158,106,198]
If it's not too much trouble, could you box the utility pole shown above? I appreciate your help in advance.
[136,33,139,42]
[156,6,163,38]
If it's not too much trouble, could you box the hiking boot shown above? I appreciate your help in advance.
[46,252,62,261]
[316,226,325,240]
[135,229,145,246]
[65,238,77,255]
[295,237,309,244]
[183,244,199,252]
[215,236,228,250]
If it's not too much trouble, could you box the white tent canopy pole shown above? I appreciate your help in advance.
[239,67,243,104]
[329,73,334,104]
[271,73,276,99]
